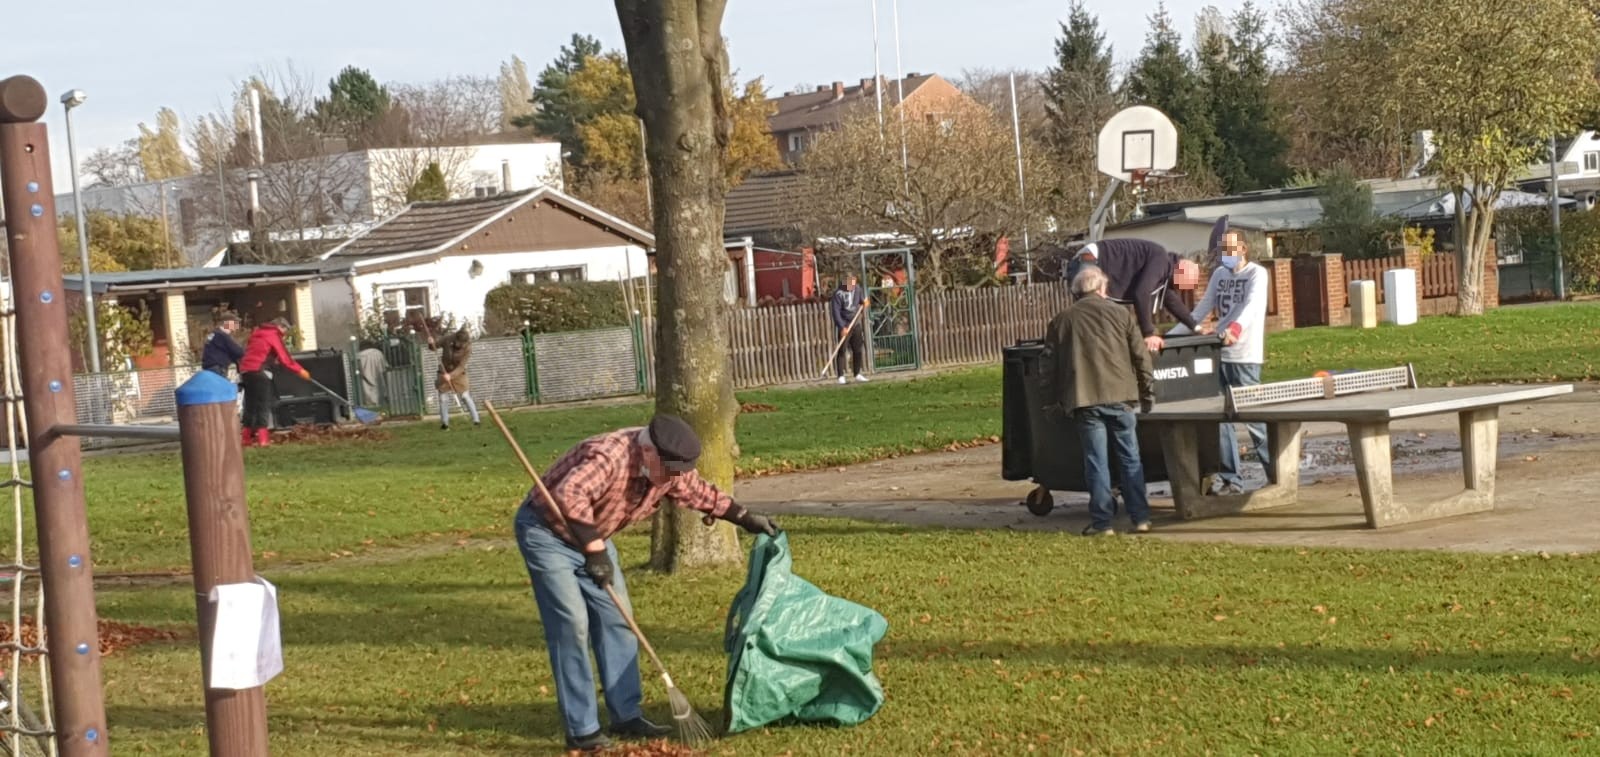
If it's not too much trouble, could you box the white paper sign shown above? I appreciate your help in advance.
[1193,358,1215,375]
[208,576,283,690]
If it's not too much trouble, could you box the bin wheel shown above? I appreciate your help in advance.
[1024,486,1054,516]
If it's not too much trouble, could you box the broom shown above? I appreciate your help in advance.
[481,400,715,746]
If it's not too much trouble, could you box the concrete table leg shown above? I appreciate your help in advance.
[1156,420,1204,519]
[1459,407,1498,497]
[1165,420,1298,520]
[1266,421,1303,489]
[1348,421,1394,527]
[1352,415,1495,529]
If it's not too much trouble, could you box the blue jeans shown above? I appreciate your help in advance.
[1073,404,1151,530]
[1218,362,1271,487]
[514,505,643,739]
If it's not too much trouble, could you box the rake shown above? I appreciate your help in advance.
[481,400,715,746]
[301,376,379,425]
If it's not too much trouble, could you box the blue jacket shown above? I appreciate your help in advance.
[201,328,245,376]
[830,286,866,330]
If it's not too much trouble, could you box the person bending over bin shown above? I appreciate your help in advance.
[238,316,309,448]
[1189,227,1270,495]
[1068,238,1208,351]
[202,311,245,378]
[513,414,780,753]
[428,324,480,430]
[1041,266,1157,536]
[830,273,870,384]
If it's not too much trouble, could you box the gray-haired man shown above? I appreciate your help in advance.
[1040,266,1157,536]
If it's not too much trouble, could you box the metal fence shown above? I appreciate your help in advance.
[532,326,642,403]
[418,335,536,414]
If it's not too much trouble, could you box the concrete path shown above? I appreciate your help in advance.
[735,384,1600,554]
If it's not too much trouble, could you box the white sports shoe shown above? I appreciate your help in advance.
[837,376,848,385]
[855,374,869,383]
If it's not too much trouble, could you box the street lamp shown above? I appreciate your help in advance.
[61,88,102,373]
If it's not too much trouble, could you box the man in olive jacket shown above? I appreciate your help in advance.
[1040,266,1157,536]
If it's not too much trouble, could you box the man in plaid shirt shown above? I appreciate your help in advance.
[514,413,779,752]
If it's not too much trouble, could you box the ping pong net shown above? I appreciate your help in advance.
[1223,365,1417,417]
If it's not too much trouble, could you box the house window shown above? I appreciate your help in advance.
[380,286,431,330]
[1585,151,1600,173]
[512,266,586,285]
[788,132,807,154]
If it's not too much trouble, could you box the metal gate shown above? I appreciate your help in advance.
[348,336,426,417]
[860,248,920,372]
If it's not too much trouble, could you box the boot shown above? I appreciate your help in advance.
[241,428,257,448]
[255,428,272,448]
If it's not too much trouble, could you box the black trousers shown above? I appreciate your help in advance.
[835,325,866,377]
[241,371,278,430]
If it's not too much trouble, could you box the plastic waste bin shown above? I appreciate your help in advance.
[1001,336,1224,515]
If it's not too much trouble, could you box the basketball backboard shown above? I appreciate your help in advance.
[1096,106,1178,183]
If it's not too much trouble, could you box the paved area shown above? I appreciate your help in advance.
[735,384,1600,554]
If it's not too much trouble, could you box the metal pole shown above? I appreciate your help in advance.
[0,74,110,757]
[159,185,172,267]
[175,371,270,757]
[870,0,884,135]
[1008,72,1031,284]
[891,0,909,186]
[1550,135,1566,300]
[62,103,101,372]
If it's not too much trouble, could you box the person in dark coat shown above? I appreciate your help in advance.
[829,273,870,384]
[238,317,309,448]
[201,311,245,377]
[1067,238,1207,351]
[1040,266,1157,536]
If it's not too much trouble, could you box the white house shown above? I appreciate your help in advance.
[58,138,565,265]
[312,186,654,343]
[1523,130,1600,211]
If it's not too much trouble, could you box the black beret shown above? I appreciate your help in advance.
[648,414,701,472]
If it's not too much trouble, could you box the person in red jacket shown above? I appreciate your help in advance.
[238,316,309,447]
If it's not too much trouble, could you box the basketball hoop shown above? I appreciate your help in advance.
[1089,106,1181,235]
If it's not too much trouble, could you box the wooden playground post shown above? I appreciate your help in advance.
[0,74,110,757]
[176,371,269,757]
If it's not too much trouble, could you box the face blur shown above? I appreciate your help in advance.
[1222,232,1248,262]
[220,319,238,334]
[1173,259,1200,290]
[845,275,858,292]
[640,442,690,484]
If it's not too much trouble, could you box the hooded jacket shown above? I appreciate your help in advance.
[239,322,305,375]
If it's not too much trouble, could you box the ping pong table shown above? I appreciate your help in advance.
[1142,366,1573,529]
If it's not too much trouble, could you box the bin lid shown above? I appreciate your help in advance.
[1162,334,1223,349]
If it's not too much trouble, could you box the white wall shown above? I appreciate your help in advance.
[1561,131,1600,178]
[312,277,362,347]
[349,245,649,332]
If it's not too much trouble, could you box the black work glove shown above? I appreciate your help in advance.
[583,550,614,588]
[1140,399,1155,415]
[732,509,780,536]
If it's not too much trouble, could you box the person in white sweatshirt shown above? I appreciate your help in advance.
[1190,228,1270,494]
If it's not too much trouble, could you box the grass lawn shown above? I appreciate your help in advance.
[11,300,1600,753]
[97,522,1600,754]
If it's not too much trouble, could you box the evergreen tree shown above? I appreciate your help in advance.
[1042,2,1118,157]
[316,66,391,147]
[518,33,605,166]
[1200,3,1290,192]
[1122,4,1219,186]
[407,162,450,203]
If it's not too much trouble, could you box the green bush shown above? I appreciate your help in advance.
[483,281,630,335]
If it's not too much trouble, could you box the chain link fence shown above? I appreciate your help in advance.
[532,326,642,404]
[418,336,536,414]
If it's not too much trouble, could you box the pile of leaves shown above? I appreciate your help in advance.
[271,424,391,445]
[738,402,777,414]
[0,619,185,658]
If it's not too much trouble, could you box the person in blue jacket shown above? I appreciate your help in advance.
[829,274,870,384]
[201,311,246,377]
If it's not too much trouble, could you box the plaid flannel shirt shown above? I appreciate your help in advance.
[524,427,742,547]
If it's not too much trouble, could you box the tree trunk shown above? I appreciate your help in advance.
[617,0,743,571]
[1456,194,1495,316]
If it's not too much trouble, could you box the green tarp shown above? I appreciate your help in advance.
[722,532,888,734]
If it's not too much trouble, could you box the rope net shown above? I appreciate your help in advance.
[1,279,58,756]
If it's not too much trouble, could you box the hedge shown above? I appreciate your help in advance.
[483,281,629,335]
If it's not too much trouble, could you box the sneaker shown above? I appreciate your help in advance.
[837,376,848,385]
[1133,521,1152,534]
[440,424,449,431]
[608,716,673,740]
[1212,482,1245,496]
[855,374,870,383]
[565,730,612,752]
[1081,526,1116,537]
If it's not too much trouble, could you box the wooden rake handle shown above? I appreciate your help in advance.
[481,400,674,683]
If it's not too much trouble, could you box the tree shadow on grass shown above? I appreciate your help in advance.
[106,703,556,755]
[875,637,1600,680]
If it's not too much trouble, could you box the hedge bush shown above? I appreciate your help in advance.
[483,281,630,335]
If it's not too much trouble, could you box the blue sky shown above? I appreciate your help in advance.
[11,0,1256,191]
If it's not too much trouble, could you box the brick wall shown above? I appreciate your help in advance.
[1483,240,1500,310]
[1320,254,1349,326]
[1267,259,1294,332]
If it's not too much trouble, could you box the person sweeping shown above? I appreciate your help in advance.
[512,413,779,752]
[427,324,480,429]
[238,316,309,448]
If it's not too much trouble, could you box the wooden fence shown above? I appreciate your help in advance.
[1344,254,1406,303]
[641,282,1072,391]
[1420,255,1457,298]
